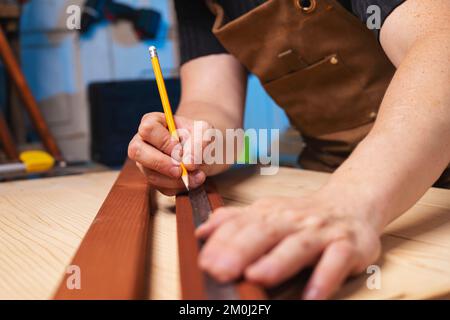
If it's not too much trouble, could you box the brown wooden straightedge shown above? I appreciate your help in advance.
[54,159,151,299]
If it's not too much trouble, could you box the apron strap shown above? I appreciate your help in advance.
[205,0,228,31]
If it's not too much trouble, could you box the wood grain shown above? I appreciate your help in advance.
[176,182,266,300]
[1,166,449,299]
[53,159,151,299]
[146,192,180,299]
[0,171,118,299]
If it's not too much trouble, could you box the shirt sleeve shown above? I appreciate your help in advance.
[351,0,407,37]
[174,0,227,66]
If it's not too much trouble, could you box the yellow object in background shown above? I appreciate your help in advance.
[0,150,55,176]
[20,150,55,173]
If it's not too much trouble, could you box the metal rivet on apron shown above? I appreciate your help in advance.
[294,0,317,13]
[369,111,377,119]
[330,56,339,65]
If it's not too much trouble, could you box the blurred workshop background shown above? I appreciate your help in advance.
[0,0,301,180]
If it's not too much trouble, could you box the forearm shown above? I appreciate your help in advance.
[321,29,450,233]
[174,54,248,175]
[176,100,243,134]
[177,100,245,175]
[175,54,247,133]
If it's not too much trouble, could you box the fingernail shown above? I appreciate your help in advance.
[169,166,181,178]
[212,257,238,283]
[247,262,270,278]
[213,255,235,273]
[172,145,183,162]
[199,252,213,268]
[195,223,208,237]
[303,286,321,300]
[194,171,204,184]
[171,157,181,165]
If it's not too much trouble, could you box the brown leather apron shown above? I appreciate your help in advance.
[206,0,395,172]
[206,0,450,188]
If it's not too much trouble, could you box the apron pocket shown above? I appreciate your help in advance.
[263,53,376,136]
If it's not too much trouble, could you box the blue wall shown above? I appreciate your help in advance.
[17,0,290,160]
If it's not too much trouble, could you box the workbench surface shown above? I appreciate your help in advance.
[0,166,449,299]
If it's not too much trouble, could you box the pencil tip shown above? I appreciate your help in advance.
[182,175,189,191]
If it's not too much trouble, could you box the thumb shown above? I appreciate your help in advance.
[181,134,199,171]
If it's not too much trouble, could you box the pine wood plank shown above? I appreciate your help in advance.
[0,171,118,299]
[53,159,151,299]
[0,165,449,299]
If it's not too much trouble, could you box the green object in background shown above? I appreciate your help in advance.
[238,134,251,164]
[244,134,250,164]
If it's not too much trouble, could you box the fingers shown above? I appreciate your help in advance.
[188,170,206,189]
[196,207,241,238]
[137,113,214,173]
[129,135,181,178]
[138,164,182,189]
[245,232,325,286]
[302,240,355,300]
[136,162,206,193]
[138,113,180,156]
[199,213,293,283]
[130,112,218,194]
[181,120,213,171]
[190,190,378,298]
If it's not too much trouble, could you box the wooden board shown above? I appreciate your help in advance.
[216,167,450,299]
[0,165,449,299]
[53,160,151,299]
[0,171,118,299]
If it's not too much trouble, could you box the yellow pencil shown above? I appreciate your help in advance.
[149,46,189,190]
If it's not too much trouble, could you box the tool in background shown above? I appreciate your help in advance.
[0,25,64,164]
[80,0,161,39]
[149,46,189,190]
[0,150,54,175]
[0,109,19,161]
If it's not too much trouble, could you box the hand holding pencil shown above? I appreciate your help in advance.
[149,46,190,190]
[128,46,212,195]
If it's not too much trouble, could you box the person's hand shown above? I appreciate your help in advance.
[128,112,214,195]
[196,192,381,299]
